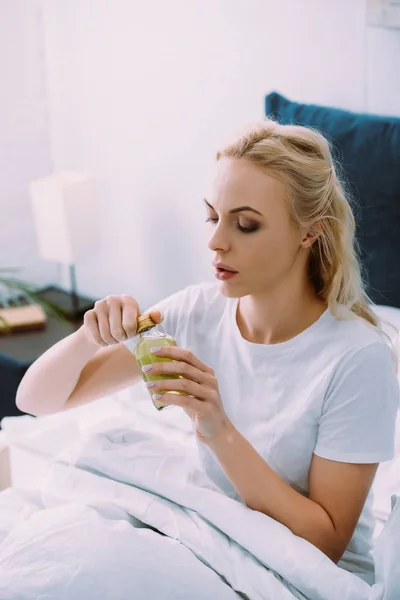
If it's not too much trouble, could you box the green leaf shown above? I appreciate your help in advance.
[0,273,70,324]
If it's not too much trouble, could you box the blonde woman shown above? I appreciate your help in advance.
[17,119,399,586]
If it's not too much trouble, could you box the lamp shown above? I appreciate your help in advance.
[29,171,100,321]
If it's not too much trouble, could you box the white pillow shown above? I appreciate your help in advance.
[374,304,400,371]
[371,305,400,534]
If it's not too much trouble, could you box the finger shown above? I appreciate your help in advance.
[83,310,107,347]
[142,305,163,325]
[147,377,208,401]
[150,346,212,374]
[96,301,119,345]
[149,309,163,324]
[120,295,140,338]
[108,297,128,342]
[144,360,208,385]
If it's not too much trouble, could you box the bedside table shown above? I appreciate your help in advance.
[0,314,83,422]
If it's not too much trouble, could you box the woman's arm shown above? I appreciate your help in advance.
[137,343,394,564]
[16,294,153,416]
[16,326,144,416]
[207,427,378,563]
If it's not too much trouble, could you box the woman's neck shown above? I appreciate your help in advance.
[236,283,327,346]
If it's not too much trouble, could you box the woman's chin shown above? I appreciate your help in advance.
[217,281,245,298]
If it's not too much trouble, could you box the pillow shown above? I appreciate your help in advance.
[374,304,400,381]
[265,92,400,309]
[366,305,400,536]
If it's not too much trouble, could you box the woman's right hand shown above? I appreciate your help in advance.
[82,295,163,348]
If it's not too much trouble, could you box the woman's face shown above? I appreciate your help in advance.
[206,157,309,298]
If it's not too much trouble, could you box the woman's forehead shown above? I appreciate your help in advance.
[210,158,287,213]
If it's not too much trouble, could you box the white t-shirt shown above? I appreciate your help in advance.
[124,281,399,579]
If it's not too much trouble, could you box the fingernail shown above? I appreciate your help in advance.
[142,365,153,372]
[150,347,161,354]
[145,381,155,388]
[153,394,163,400]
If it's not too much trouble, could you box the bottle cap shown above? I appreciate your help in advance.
[137,313,156,334]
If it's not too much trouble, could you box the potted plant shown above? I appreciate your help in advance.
[0,268,69,333]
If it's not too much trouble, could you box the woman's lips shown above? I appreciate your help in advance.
[214,267,238,281]
[213,261,238,272]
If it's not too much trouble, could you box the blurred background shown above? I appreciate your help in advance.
[1,0,399,309]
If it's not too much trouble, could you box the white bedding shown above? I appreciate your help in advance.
[0,383,399,599]
[1,384,194,489]
[0,304,399,599]
[3,373,400,540]
[0,411,400,599]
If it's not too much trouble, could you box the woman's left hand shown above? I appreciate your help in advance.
[142,346,232,444]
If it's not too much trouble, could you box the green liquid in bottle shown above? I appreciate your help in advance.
[133,315,186,411]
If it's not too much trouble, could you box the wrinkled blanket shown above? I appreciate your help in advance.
[0,424,399,600]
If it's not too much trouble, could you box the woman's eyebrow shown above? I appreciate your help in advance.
[203,198,263,216]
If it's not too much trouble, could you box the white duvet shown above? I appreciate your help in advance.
[0,411,400,600]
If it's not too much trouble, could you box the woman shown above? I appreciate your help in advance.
[16,119,399,585]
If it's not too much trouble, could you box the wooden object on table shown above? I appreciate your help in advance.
[0,305,47,334]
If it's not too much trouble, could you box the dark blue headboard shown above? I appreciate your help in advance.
[265,92,400,308]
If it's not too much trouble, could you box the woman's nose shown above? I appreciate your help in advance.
[207,226,230,253]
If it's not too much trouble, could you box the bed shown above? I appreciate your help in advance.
[1,344,399,540]
[1,96,400,599]
[0,384,194,492]
[0,303,399,600]
[1,304,399,515]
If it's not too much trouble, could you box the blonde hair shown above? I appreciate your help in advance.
[217,119,398,362]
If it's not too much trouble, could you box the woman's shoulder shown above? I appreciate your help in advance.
[325,305,391,354]
[320,306,399,386]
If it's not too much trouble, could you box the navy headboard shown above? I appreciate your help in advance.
[265,92,400,309]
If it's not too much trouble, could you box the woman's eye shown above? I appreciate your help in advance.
[205,217,259,234]
[237,223,259,233]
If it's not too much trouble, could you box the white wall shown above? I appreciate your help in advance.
[367,25,400,116]
[6,0,400,309]
[0,0,57,298]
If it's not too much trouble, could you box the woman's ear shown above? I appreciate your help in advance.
[300,224,322,249]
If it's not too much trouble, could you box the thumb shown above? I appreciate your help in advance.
[150,310,163,324]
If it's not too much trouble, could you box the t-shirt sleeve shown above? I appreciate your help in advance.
[122,285,193,353]
[314,341,399,463]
